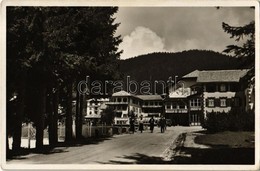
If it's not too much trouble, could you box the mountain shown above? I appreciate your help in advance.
[119,50,243,82]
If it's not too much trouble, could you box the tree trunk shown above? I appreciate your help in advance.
[78,94,84,138]
[53,88,59,144]
[6,133,10,158]
[48,90,55,147]
[12,83,25,152]
[35,86,46,150]
[75,89,80,139]
[65,83,73,142]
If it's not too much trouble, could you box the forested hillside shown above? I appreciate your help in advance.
[119,50,243,82]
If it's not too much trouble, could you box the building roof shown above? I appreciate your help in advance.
[197,69,248,83]
[87,98,109,102]
[183,70,200,78]
[169,87,191,98]
[112,90,132,97]
[100,103,107,110]
[136,95,163,101]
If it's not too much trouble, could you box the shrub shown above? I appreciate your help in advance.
[204,109,255,132]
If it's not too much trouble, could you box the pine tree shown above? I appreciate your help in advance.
[7,7,122,152]
[222,21,255,86]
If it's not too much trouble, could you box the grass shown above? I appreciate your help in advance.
[195,131,255,148]
[170,131,255,164]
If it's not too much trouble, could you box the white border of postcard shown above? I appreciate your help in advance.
[1,0,259,170]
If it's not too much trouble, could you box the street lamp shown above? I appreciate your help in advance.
[175,75,178,91]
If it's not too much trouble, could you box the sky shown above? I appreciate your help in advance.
[115,7,254,60]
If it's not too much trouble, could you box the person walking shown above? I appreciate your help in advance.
[129,117,135,134]
[129,110,135,134]
[159,116,166,133]
[138,115,144,133]
[149,116,155,133]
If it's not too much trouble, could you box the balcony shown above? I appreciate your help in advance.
[190,106,202,111]
[106,101,128,105]
[142,105,162,108]
[166,109,188,113]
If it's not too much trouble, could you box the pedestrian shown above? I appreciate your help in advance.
[164,117,167,131]
[129,110,135,134]
[159,116,166,133]
[138,115,144,133]
[149,116,155,133]
[129,117,135,134]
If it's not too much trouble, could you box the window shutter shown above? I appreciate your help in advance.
[226,98,231,107]
[206,99,209,107]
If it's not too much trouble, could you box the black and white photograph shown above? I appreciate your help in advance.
[1,0,259,170]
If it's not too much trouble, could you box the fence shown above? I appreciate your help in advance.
[8,122,134,149]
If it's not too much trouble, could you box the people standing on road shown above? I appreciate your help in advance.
[129,110,135,134]
[138,115,144,133]
[159,116,166,133]
[129,117,135,134]
[149,116,155,133]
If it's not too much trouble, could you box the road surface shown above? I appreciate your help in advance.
[7,126,202,164]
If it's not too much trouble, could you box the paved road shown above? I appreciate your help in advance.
[7,126,202,164]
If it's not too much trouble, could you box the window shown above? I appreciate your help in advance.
[144,102,148,106]
[190,99,201,107]
[123,98,127,102]
[166,103,171,109]
[220,98,226,107]
[220,84,226,92]
[150,101,154,106]
[117,98,122,102]
[179,104,186,109]
[122,106,127,110]
[206,84,216,92]
[208,99,214,107]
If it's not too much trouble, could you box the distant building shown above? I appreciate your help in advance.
[85,98,109,119]
[168,69,249,126]
[106,91,142,125]
[104,69,250,126]
[136,95,163,118]
[196,69,248,118]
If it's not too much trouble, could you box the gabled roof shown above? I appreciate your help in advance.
[183,70,200,78]
[112,90,132,97]
[197,69,248,83]
[136,95,163,101]
[169,87,191,98]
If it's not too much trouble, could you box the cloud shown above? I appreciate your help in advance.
[119,26,168,60]
[116,7,254,58]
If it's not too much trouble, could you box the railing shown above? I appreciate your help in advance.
[165,109,188,113]
[190,106,202,111]
[142,105,162,108]
[8,122,134,150]
[106,102,128,105]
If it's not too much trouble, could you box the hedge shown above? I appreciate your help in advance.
[203,109,254,132]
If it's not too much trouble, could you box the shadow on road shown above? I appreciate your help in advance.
[98,145,254,165]
[7,136,114,160]
[98,153,172,164]
[55,136,113,147]
[173,146,255,164]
